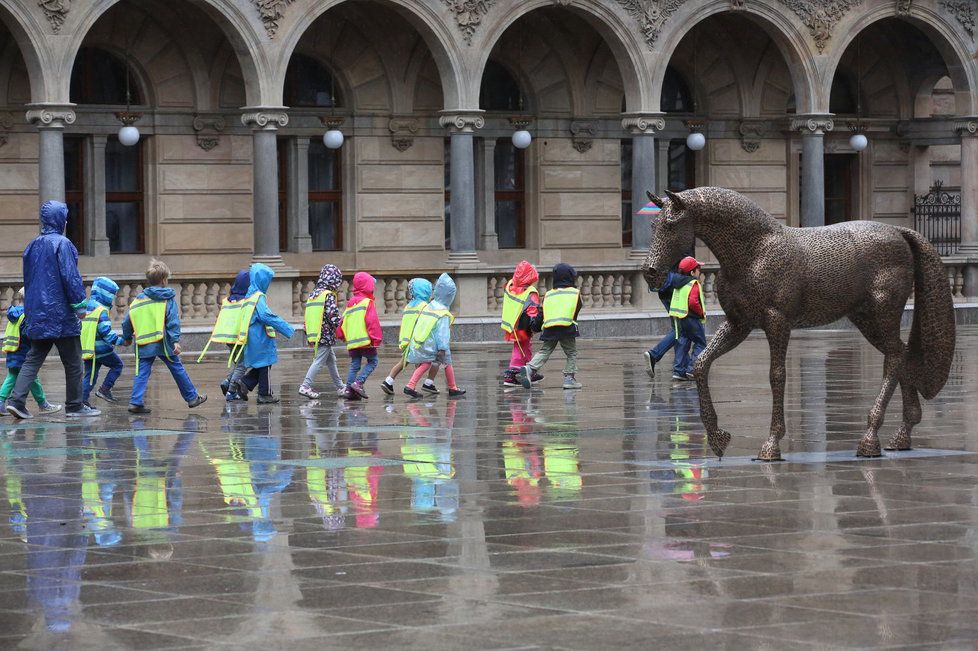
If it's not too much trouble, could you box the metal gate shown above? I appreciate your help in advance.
[913,180,960,256]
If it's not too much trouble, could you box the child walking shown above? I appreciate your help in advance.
[299,264,345,399]
[518,263,583,390]
[404,273,465,399]
[123,260,207,414]
[220,269,252,401]
[0,288,61,416]
[500,261,542,387]
[81,277,127,405]
[380,277,439,396]
[236,263,295,404]
[337,272,382,400]
[643,265,694,379]
[669,256,707,381]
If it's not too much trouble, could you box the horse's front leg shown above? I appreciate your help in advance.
[756,319,790,461]
[693,320,751,458]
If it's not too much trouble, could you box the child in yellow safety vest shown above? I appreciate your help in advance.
[122,259,207,414]
[80,277,127,407]
[0,288,61,416]
[518,263,584,390]
[670,256,707,381]
[235,263,296,404]
[404,273,466,399]
[380,277,440,397]
[501,261,543,387]
[336,272,382,400]
[298,264,345,400]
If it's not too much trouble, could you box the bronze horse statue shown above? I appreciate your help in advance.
[642,187,955,460]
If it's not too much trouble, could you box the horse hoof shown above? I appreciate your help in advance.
[708,429,732,458]
[754,440,783,462]
[884,427,912,452]
[856,436,882,458]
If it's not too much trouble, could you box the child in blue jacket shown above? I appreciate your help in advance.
[82,277,127,405]
[0,288,61,416]
[234,263,295,404]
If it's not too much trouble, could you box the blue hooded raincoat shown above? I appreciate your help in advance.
[86,277,126,359]
[4,306,29,369]
[22,201,87,340]
[242,263,295,368]
[407,273,456,365]
[407,278,433,308]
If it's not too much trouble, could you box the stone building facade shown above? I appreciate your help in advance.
[0,0,976,332]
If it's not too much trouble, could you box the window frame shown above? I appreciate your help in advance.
[104,136,146,254]
[494,138,526,250]
[308,139,343,252]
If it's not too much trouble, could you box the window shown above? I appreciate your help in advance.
[284,54,340,108]
[308,139,342,251]
[668,140,695,191]
[480,61,525,112]
[621,139,633,247]
[494,139,525,249]
[70,47,141,105]
[105,137,144,253]
[824,154,855,225]
[278,139,289,252]
[64,137,85,253]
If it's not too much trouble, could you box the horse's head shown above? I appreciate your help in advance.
[642,189,696,290]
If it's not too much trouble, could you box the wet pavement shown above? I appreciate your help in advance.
[2,327,978,649]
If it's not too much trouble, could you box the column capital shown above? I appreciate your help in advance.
[439,110,485,133]
[241,107,289,130]
[25,104,76,129]
[955,118,978,137]
[792,114,834,135]
[621,113,665,135]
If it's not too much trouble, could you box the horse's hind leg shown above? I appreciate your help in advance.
[693,320,751,458]
[850,313,907,457]
[885,378,921,451]
[756,317,790,462]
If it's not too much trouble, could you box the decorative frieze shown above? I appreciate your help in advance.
[615,0,688,50]
[193,114,226,151]
[621,114,666,135]
[439,111,485,133]
[241,110,289,130]
[570,120,595,153]
[940,1,976,41]
[777,0,862,53]
[442,0,496,45]
[37,0,70,33]
[388,116,419,152]
[253,0,294,38]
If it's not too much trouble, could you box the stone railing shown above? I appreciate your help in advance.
[487,270,635,311]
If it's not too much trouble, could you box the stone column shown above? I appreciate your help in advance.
[88,135,110,257]
[439,111,484,264]
[478,137,498,250]
[957,120,978,297]
[241,109,289,263]
[793,115,833,228]
[288,137,313,253]
[26,105,76,206]
[622,114,664,258]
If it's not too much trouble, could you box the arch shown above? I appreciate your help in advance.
[69,46,147,106]
[823,8,977,116]
[284,53,343,108]
[652,1,816,114]
[0,3,49,104]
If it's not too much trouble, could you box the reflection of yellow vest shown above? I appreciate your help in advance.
[501,283,537,334]
[132,470,168,530]
[401,438,454,481]
[398,303,427,350]
[542,288,580,329]
[543,444,582,495]
[502,441,539,486]
[345,450,374,505]
[411,305,453,347]
[209,458,262,519]
[341,299,372,349]
[305,291,335,345]
[3,314,23,353]
[81,305,107,361]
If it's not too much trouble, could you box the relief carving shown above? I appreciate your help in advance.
[193,114,226,151]
[570,120,595,153]
[389,116,419,152]
[615,1,688,50]
[777,0,863,53]
[442,0,496,45]
[940,1,976,41]
[253,0,295,38]
[37,0,70,33]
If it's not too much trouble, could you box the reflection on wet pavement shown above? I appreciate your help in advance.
[1,328,978,648]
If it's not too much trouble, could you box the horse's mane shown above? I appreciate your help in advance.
[685,187,782,230]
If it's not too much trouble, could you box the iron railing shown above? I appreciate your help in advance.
[913,180,961,255]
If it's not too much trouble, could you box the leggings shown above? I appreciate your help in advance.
[408,363,456,390]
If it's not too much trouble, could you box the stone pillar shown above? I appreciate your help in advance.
[288,137,313,253]
[793,115,833,228]
[478,137,498,250]
[957,120,978,297]
[439,111,484,264]
[26,105,76,206]
[88,135,110,257]
[241,109,289,263]
[622,114,665,258]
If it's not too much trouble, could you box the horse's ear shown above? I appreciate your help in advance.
[664,190,686,211]
[645,191,664,209]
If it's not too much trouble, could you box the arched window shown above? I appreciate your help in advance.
[661,67,693,113]
[480,61,525,112]
[829,72,857,114]
[70,47,141,105]
[284,54,341,108]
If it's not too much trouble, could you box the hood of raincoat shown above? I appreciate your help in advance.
[552,263,577,288]
[509,260,538,295]
[39,200,68,236]
[311,264,343,299]
[143,285,176,301]
[6,305,23,322]
[408,277,432,303]
[431,273,456,306]
[247,263,275,295]
[90,277,119,309]
[352,272,375,297]
[228,270,250,302]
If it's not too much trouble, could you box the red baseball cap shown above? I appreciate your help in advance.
[678,256,701,273]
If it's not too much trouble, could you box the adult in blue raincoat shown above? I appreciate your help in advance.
[235,263,295,403]
[6,201,95,420]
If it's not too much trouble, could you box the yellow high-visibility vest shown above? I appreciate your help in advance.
[411,305,453,347]
[81,305,107,361]
[398,302,427,350]
[500,283,537,334]
[305,291,335,345]
[542,288,580,329]
[341,299,372,349]
[196,296,256,364]
[668,279,704,320]
[129,297,167,347]
[2,314,23,353]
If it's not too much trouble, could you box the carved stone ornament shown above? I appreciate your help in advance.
[0,112,12,148]
[389,117,419,152]
[739,120,765,153]
[570,120,595,153]
[439,112,485,133]
[777,0,863,53]
[25,106,76,128]
[615,1,688,50]
[241,110,289,130]
[621,114,666,134]
[956,119,978,136]
[253,0,295,38]
[193,114,226,151]
[730,0,746,8]
[896,0,912,14]
[442,0,496,45]
[940,1,976,41]
[791,115,834,134]
[38,0,70,33]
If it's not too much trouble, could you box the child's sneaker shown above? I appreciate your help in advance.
[337,387,350,398]
[501,370,520,387]
[644,351,656,378]
[95,387,118,403]
[220,379,230,396]
[562,374,582,390]
[448,387,466,398]
[299,384,320,400]
[421,380,439,395]
[517,366,532,389]
[380,380,394,395]
[530,371,544,384]
[188,394,208,408]
[256,394,279,404]
[0,400,7,416]
[5,403,31,420]
[38,402,62,415]
[225,392,242,402]
[343,386,361,401]
[66,404,101,418]
[403,387,422,399]
[128,404,151,415]
[351,381,368,400]
[672,373,689,381]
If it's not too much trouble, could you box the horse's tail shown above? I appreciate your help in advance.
[900,227,955,400]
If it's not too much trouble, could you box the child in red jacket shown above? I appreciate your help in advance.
[336,272,382,399]
[501,261,542,387]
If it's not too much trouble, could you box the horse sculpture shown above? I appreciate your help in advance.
[642,187,955,461]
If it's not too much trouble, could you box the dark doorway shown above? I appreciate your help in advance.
[824,154,856,225]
